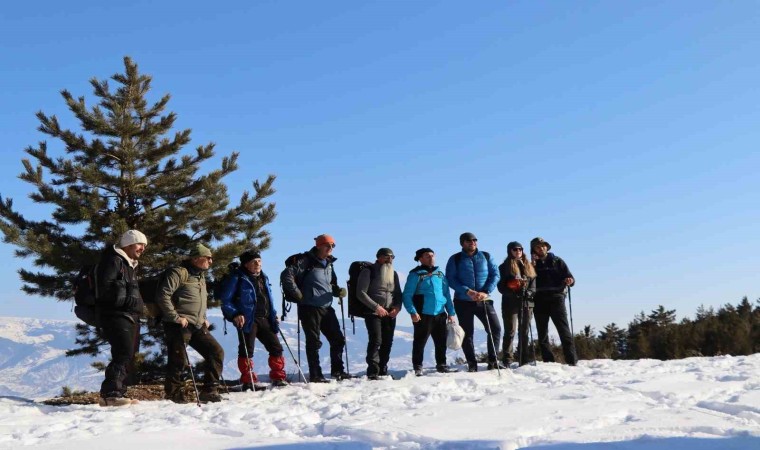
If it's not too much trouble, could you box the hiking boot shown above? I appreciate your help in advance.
[198,390,223,403]
[414,367,424,377]
[271,379,289,388]
[310,375,330,383]
[331,371,356,381]
[99,396,133,407]
[467,363,478,372]
[436,365,456,373]
[487,361,506,370]
[367,374,380,381]
[378,366,388,377]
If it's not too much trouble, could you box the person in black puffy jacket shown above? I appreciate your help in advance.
[96,229,147,406]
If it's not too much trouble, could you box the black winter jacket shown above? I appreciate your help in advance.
[96,246,144,318]
[533,253,574,300]
[497,260,536,306]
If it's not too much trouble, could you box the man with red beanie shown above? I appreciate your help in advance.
[280,234,352,382]
[220,250,288,389]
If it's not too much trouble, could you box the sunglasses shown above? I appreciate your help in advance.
[511,248,523,252]
[466,238,478,242]
[380,255,395,259]
[322,243,336,249]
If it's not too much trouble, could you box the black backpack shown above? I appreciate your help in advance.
[347,261,374,319]
[280,252,310,320]
[73,264,101,327]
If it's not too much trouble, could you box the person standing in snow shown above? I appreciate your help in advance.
[402,248,457,376]
[157,243,225,403]
[445,232,503,372]
[355,247,403,380]
[96,230,147,407]
[497,241,537,367]
[220,250,288,390]
[531,237,577,366]
[280,234,352,382]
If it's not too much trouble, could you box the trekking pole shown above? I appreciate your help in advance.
[482,299,502,378]
[567,286,575,337]
[297,309,301,369]
[238,326,257,390]
[279,329,309,383]
[182,343,202,408]
[339,293,350,375]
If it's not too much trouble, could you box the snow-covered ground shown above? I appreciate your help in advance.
[1,316,759,449]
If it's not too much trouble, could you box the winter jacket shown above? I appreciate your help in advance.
[497,259,536,307]
[219,268,279,334]
[356,262,403,312]
[280,247,338,308]
[156,261,208,326]
[533,253,574,300]
[96,245,144,318]
[445,250,500,301]
[402,265,456,317]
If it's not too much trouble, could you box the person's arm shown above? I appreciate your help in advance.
[445,254,470,299]
[356,268,379,311]
[156,268,184,324]
[391,272,403,310]
[280,264,303,301]
[401,273,420,315]
[558,258,575,286]
[483,253,500,295]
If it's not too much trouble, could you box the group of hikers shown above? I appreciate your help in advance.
[93,230,577,407]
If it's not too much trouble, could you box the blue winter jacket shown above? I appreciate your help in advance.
[445,250,500,301]
[219,269,279,334]
[402,265,456,317]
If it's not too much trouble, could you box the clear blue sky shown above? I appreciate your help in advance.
[1,1,758,333]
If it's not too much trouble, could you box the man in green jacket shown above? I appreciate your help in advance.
[157,243,225,403]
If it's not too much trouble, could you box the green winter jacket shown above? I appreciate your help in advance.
[156,263,208,326]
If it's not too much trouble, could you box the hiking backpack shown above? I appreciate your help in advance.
[347,261,374,319]
[138,266,190,319]
[73,264,101,327]
[280,252,310,320]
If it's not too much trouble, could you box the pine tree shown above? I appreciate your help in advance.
[0,57,276,378]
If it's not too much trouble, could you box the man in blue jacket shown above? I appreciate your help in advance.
[220,250,288,389]
[402,248,457,376]
[446,232,502,372]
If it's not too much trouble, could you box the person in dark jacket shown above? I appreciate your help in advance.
[157,243,225,403]
[96,229,147,407]
[280,234,351,382]
[445,232,502,372]
[530,237,577,365]
[497,241,537,367]
[220,250,288,389]
[402,248,457,376]
[356,247,403,380]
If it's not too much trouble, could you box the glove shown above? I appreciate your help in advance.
[332,285,347,298]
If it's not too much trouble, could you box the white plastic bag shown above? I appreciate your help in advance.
[446,321,465,350]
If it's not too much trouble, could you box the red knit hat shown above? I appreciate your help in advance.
[314,234,335,247]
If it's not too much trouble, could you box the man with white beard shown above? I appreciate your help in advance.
[356,248,403,380]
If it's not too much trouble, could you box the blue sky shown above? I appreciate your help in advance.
[1,1,758,333]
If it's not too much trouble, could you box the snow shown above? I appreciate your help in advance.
[1,316,759,449]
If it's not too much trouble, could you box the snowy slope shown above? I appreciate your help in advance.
[0,317,759,450]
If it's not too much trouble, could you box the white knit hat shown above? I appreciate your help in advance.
[118,230,148,248]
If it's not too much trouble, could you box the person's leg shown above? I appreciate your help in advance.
[256,317,286,381]
[412,315,434,370]
[454,300,477,369]
[518,304,534,366]
[501,298,519,365]
[187,323,225,393]
[364,315,382,377]
[378,316,396,376]
[298,304,324,379]
[533,298,555,362]
[319,306,347,376]
[100,315,137,399]
[163,322,190,399]
[473,301,502,363]
[549,299,577,365]
[237,324,258,385]
[431,313,448,368]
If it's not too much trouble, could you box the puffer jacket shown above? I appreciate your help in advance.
[220,268,279,333]
[402,265,456,317]
[445,250,500,301]
[156,261,208,326]
[280,247,338,308]
[96,245,144,318]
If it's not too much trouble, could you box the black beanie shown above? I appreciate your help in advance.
[239,250,261,265]
[414,248,434,262]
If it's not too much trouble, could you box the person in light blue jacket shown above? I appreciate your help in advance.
[402,248,457,376]
[445,232,502,372]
